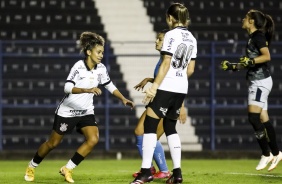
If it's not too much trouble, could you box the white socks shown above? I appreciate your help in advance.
[167,134,181,169]
[66,159,77,170]
[141,133,157,168]
[28,160,38,168]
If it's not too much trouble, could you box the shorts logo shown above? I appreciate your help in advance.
[159,107,168,116]
[59,123,68,132]
[176,108,180,115]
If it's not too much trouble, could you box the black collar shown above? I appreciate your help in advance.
[84,59,97,71]
[173,26,188,31]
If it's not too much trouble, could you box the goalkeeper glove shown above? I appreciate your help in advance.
[221,60,237,71]
[239,56,255,67]
[142,82,159,105]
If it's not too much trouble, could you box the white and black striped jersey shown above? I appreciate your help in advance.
[56,60,111,117]
[160,26,197,94]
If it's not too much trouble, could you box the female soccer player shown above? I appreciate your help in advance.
[221,9,282,171]
[131,3,197,184]
[24,31,134,183]
[132,29,188,179]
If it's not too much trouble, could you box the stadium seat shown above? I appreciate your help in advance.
[1,0,138,151]
[2,0,282,151]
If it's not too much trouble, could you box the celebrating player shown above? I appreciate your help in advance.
[130,2,197,184]
[221,9,282,171]
[24,31,134,183]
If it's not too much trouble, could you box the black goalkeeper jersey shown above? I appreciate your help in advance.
[245,30,270,81]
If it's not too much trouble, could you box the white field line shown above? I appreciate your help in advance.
[225,172,282,178]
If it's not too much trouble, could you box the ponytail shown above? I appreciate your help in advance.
[177,5,190,26]
[247,10,275,46]
[167,3,190,27]
[264,14,275,46]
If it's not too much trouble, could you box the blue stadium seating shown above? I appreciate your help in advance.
[1,0,282,152]
[1,0,137,151]
[142,0,282,150]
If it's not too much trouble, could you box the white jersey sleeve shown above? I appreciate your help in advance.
[97,64,117,93]
[191,39,197,60]
[66,62,80,84]
[98,64,111,85]
[64,62,80,93]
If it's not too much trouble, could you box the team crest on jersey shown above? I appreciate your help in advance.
[59,123,68,132]
[97,73,102,83]
[159,107,168,116]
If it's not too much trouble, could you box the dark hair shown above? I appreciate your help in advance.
[79,32,105,55]
[159,29,169,34]
[248,9,275,45]
[166,3,190,27]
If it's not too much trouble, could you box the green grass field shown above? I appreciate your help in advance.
[1,159,282,184]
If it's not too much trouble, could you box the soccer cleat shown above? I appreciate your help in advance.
[166,175,183,184]
[153,171,170,179]
[59,166,74,183]
[132,166,156,178]
[268,151,282,171]
[24,167,35,182]
[166,169,182,184]
[130,173,154,184]
[256,153,273,171]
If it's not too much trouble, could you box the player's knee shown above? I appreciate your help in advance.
[163,118,177,136]
[248,113,263,131]
[45,140,60,149]
[87,134,99,147]
[134,127,144,136]
[156,130,164,140]
[144,115,159,134]
[249,112,267,139]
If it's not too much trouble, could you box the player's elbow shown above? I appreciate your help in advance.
[267,56,271,62]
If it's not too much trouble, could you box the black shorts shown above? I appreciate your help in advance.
[147,89,186,119]
[53,114,97,135]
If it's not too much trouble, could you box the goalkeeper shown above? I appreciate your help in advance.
[220,9,282,172]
